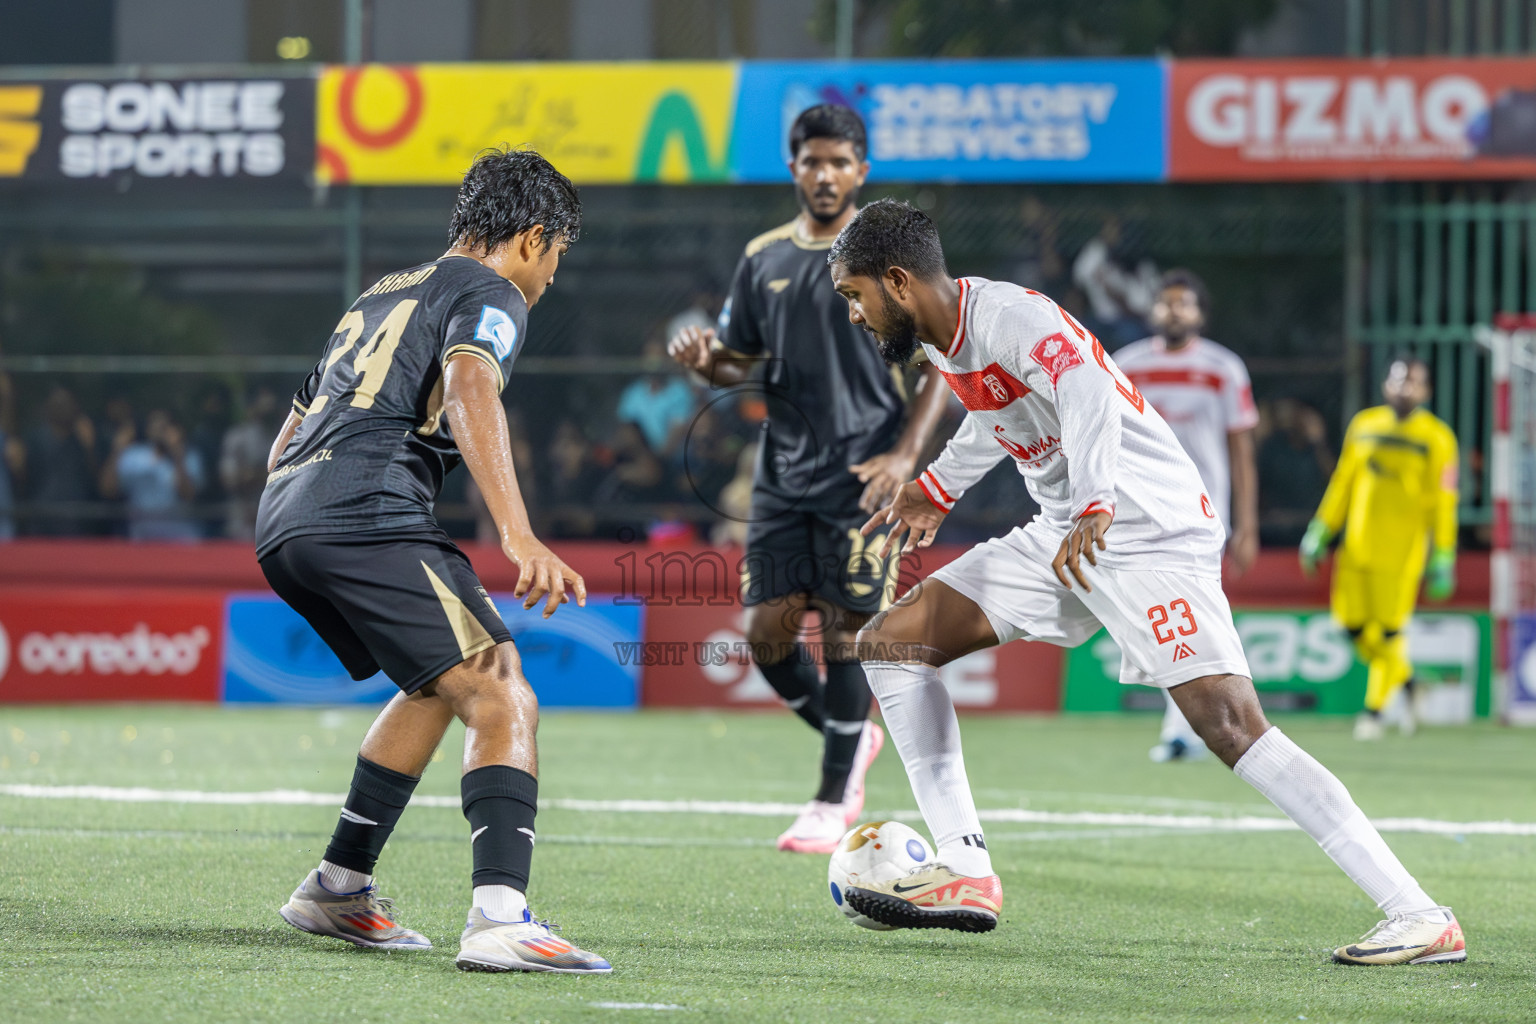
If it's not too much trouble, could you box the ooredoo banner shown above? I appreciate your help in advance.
[1170,58,1536,181]
[734,59,1166,183]
[0,76,314,182]
[0,589,222,702]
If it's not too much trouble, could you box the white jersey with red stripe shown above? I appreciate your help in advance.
[1112,335,1257,532]
[917,277,1225,577]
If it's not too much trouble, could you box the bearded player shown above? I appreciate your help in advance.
[669,106,948,853]
[829,199,1465,966]
[1300,356,1459,740]
[1116,270,1259,762]
[257,148,610,973]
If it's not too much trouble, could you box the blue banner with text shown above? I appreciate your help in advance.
[732,59,1166,184]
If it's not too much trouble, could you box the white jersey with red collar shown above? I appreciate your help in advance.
[1113,335,1257,533]
[916,277,1225,576]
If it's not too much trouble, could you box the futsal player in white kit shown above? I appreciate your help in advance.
[1116,271,1259,762]
[825,200,1465,966]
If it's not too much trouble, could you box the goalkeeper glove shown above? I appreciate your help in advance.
[1426,548,1456,601]
[1298,518,1332,576]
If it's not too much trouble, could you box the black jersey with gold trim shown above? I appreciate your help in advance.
[255,255,527,557]
[719,219,905,514]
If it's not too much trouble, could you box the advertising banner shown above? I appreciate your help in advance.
[0,76,314,182]
[315,63,737,184]
[223,593,641,708]
[1170,58,1536,181]
[0,588,222,702]
[733,59,1166,183]
[1508,612,1536,724]
[1064,611,1491,717]
[640,603,1061,711]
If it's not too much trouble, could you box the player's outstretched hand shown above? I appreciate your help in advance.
[862,479,945,557]
[506,535,588,619]
[849,449,919,513]
[667,325,716,374]
[1052,511,1112,592]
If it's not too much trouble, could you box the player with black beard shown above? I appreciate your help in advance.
[670,106,949,853]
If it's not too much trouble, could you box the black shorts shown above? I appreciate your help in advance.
[743,505,898,613]
[259,529,513,694]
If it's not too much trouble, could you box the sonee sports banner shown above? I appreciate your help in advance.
[0,75,315,182]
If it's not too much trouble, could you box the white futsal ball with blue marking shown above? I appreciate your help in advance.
[827,820,934,930]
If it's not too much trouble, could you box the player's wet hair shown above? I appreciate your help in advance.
[1159,268,1210,314]
[827,198,948,283]
[789,104,868,161]
[449,146,582,255]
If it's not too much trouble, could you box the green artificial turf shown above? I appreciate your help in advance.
[0,707,1531,1023]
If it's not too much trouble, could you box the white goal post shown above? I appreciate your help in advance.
[1476,314,1536,725]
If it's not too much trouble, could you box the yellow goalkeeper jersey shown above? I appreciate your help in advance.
[1315,405,1459,572]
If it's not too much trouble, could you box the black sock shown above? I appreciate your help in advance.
[816,659,873,803]
[462,764,538,890]
[756,643,825,731]
[322,755,420,877]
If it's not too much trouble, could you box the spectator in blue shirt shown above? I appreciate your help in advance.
[618,339,696,460]
[101,408,204,541]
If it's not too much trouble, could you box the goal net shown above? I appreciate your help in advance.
[1482,314,1536,724]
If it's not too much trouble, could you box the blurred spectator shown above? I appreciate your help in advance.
[24,385,98,536]
[1072,217,1161,348]
[664,280,722,347]
[544,418,602,537]
[95,395,136,469]
[219,386,280,541]
[680,400,746,505]
[101,408,204,541]
[710,441,758,547]
[618,338,696,458]
[1257,398,1336,546]
[191,384,231,535]
[1006,196,1066,295]
[592,421,667,536]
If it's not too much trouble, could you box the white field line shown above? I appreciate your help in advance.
[3,783,1536,837]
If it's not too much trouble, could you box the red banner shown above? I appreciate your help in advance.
[1170,58,1536,181]
[641,603,1061,711]
[0,588,223,702]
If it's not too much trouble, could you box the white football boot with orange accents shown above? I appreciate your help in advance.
[1332,908,1466,965]
[279,870,432,950]
[776,799,847,854]
[839,721,885,826]
[456,908,613,973]
[844,863,1003,932]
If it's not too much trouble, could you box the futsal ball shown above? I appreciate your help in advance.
[827,820,934,930]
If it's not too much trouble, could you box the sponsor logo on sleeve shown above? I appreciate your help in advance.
[475,305,518,360]
[1029,332,1084,384]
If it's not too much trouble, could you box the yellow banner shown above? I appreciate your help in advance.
[317,63,737,185]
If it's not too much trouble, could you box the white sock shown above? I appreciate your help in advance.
[863,661,993,878]
[1234,727,1439,917]
[1159,689,1204,747]
[318,860,370,894]
[473,884,528,923]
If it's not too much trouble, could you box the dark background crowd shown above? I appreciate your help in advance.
[0,214,1344,550]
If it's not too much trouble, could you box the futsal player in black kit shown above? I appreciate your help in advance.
[256,148,610,973]
[669,106,948,852]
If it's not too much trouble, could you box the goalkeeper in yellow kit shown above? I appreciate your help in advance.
[1300,357,1459,740]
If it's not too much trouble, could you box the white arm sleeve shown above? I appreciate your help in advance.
[920,413,1006,513]
[1053,347,1126,520]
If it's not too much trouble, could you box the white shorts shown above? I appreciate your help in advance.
[930,525,1251,689]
